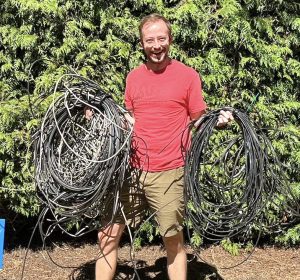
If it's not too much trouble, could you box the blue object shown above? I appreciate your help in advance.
[0,219,5,269]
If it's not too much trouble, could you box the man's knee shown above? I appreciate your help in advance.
[98,223,125,254]
[163,231,185,254]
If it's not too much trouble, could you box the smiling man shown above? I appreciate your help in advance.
[95,14,232,280]
[140,15,172,69]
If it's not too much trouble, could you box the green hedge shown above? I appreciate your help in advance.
[0,0,299,245]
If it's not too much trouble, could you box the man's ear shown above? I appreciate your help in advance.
[139,40,143,49]
[169,35,173,44]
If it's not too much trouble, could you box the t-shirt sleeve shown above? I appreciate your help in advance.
[124,74,133,111]
[187,71,207,114]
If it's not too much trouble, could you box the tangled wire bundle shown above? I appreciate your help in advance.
[185,108,300,242]
[33,74,132,237]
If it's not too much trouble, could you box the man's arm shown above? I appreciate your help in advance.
[190,110,206,122]
[84,106,135,127]
[192,109,234,128]
[190,110,206,128]
[124,110,135,125]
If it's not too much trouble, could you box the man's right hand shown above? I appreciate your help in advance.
[84,106,93,120]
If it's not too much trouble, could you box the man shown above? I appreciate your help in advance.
[94,14,233,280]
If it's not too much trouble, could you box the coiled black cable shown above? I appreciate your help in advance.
[185,108,300,242]
[33,74,132,238]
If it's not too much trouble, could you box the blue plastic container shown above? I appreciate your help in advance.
[0,219,5,269]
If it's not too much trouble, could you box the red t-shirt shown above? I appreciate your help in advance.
[125,59,206,172]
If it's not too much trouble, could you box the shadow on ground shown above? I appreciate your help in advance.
[69,254,223,280]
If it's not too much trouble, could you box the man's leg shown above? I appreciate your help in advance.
[163,230,187,280]
[143,167,186,279]
[95,223,125,280]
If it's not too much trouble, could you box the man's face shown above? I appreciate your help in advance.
[141,20,172,65]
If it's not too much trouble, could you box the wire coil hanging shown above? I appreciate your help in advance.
[33,74,132,237]
[185,108,300,242]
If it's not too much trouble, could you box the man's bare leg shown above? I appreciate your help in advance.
[95,223,125,280]
[163,231,187,280]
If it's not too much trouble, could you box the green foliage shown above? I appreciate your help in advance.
[190,231,203,247]
[133,219,160,250]
[0,0,299,245]
[221,238,242,256]
[133,236,143,251]
[276,224,300,246]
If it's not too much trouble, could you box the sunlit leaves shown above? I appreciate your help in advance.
[0,1,299,242]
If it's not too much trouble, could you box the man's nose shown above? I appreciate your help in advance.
[152,40,162,49]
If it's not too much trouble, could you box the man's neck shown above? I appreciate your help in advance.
[146,57,171,73]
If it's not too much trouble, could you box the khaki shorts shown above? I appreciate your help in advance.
[104,167,185,237]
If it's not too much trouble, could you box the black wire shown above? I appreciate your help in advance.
[33,74,132,240]
[26,88,300,279]
[185,107,300,243]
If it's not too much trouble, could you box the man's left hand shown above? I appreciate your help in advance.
[216,110,234,127]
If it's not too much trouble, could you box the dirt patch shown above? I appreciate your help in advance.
[1,242,299,280]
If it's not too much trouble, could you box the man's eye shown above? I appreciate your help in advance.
[159,38,166,42]
[146,39,154,43]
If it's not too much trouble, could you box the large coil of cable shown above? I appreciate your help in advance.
[33,74,132,236]
[184,108,299,242]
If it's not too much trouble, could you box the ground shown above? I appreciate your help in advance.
[2,241,300,280]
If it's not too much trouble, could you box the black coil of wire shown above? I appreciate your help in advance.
[33,74,132,237]
[184,108,300,242]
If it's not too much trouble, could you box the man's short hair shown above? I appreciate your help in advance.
[139,13,172,40]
